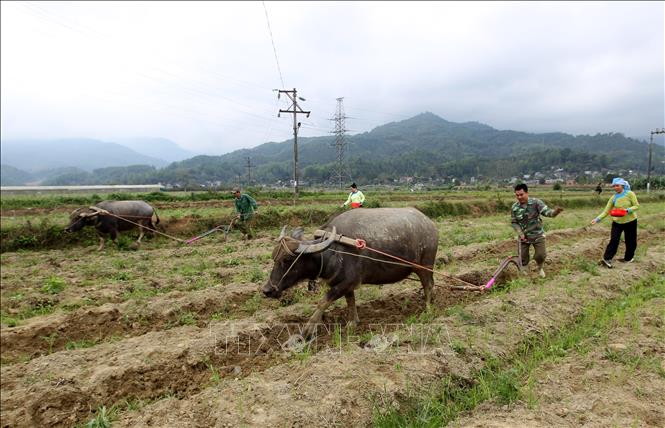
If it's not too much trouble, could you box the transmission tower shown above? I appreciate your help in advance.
[330,97,350,188]
[245,156,255,186]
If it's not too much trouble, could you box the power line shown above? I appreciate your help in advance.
[262,2,285,88]
[18,2,288,140]
[25,2,107,40]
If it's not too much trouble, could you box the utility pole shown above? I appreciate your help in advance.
[276,88,310,198]
[245,156,254,186]
[330,97,349,188]
[647,128,665,193]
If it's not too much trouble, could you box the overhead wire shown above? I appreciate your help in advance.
[262,1,286,88]
[16,2,295,146]
[15,3,420,151]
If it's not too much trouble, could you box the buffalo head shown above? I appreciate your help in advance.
[262,226,336,298]
[65,207,100,233]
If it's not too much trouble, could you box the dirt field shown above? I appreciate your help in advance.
[1,192,664,427]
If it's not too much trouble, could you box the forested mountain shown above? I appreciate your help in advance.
[2,113,661,186]
[151,112,660,186]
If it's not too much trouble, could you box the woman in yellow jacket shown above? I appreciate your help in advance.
[590,178,639,268]
[341,183,365,208]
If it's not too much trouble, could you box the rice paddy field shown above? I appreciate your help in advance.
[1,188,664,427]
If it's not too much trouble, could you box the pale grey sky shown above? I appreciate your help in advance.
[1,1,663,154]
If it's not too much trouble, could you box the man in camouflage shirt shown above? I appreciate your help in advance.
[511,183,563,278]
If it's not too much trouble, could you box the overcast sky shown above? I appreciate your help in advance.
[1,1,663,155]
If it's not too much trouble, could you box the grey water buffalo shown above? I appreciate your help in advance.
[65,200,159,250]
[263,207,438,337]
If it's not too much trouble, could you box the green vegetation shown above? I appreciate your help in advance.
[373,274,664,427]
[1,301,57,327]
[3,190,662,253]
[41,276,66,294]
[177,311,197,326]
[83,405,115,428]
[240,293,263,315]
[65,339,99,350]
[207,362,222,386]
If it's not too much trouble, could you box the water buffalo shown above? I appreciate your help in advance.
[263,207,438,337]
[65,200,159,250]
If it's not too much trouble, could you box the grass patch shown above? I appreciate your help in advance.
[177,311,197,326]
[292,342,313,362]
[405,306,438,325]
[373,273,664,427]
[1,300,57,327]
[83,405,116,428]
[240,293,263,315]
[575,258,600,276]
[207,362,222,386]
[41,275,66,294]
[65,339,99,350]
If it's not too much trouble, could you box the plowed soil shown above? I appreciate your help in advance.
[1,201,664,427]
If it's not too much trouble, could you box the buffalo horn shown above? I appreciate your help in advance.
[277,225,288,241]
[295,226,336,254]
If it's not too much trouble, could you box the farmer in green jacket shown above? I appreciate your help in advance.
[590,177,639,268]
[511,183,563,278]
[232,187,258,239]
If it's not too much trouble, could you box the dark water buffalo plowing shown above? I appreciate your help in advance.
[65,200,159,250]
[263,207,439,337]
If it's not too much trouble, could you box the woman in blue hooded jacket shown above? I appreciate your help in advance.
[590,178,639,268]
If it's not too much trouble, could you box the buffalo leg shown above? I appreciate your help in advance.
[302,298,334,339]
[137,224,145,244]
[345,290,360,326]
[110,230,119,248]
[97,236,105,251]
[415,269,434,308]
[303,283,355,338]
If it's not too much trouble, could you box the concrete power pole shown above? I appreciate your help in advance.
[277,88,310,198]
[647,128,665,193]
[330,97,349,188]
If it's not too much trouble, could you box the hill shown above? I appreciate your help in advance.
[0,138,168,173]
[115,138,197,163]
[0,165,34,186]
[157,112,661,185]
[4,114,661,186]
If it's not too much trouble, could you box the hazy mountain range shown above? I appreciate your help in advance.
[1,113,662,186]
[1,137,196,185]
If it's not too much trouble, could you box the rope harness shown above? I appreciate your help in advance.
[264,238,306,293]
[312,230,484,291]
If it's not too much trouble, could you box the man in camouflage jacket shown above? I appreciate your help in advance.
[511,183,563,278]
